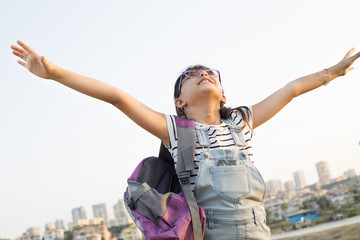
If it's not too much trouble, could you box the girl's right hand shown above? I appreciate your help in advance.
[11,40,57,79]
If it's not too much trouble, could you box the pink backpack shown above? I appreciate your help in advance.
[124,117,205,239]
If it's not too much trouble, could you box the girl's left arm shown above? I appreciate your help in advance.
[252,48,360,129]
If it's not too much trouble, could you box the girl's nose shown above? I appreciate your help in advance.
[200,70,209,77]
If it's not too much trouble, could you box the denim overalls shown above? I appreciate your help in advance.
[193,119,271,240]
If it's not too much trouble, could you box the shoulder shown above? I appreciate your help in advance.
[164,114,177,149]
[165,114,177,129]
[229,106,253,129]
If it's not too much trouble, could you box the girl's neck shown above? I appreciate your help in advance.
[186,106,222,125]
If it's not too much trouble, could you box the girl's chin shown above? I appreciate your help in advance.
[191,89,222,100]
[199,85,222,94]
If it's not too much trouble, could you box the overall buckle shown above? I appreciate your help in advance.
[179,171,191,184]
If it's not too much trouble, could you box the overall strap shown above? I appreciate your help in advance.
[195,125,211,147]
[175,116,203,240]
[222,118,246,147]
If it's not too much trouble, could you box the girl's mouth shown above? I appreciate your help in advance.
[198,78,213,85]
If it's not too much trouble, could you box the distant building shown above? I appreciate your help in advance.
[72,206,87,222]
[55,220,66,230]
[68,219,90,231]
[73,225,113,240]
[316,161,332,185]
[308,181,322,192]
[26,228,41,235]
[120,225,144,240]
[285,189,317,217]
[45,223,55,231]
[74,233,101,240]
[93,203,108,221]
[333,176,346,183]
[263,196,285,221]
[284,180,295,192]
[43,229,64,240]
[89,218,104,226]
[113,199,132,225]
[107,218,125,228]
[325,188,355,207]
[293,170,307,190]
[344,169,357,179]
[266,179,284,193]
[17,228,41,240]
[287,210,319,225]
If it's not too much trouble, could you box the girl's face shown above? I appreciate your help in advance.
[177,69,221,96]
[176,69,224,107]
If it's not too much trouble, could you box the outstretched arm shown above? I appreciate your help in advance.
[252,48,360,129]
[11,40,169,144]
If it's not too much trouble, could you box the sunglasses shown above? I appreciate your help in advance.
[177,69,221,97]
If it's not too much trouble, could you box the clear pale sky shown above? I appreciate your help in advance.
[1,0,360,238]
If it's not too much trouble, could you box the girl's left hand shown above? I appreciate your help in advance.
[331,48,360,77]
[11,40,57,79]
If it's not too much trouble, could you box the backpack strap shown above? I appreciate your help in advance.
[125,182,151,210]
[175,116,203,240]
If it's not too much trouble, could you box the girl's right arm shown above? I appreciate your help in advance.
[11,40,169,145]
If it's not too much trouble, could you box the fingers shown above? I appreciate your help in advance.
[345,47,360,60]
[41,56,46,65]
[17,40,34,54]
[347,48,355,56]
[352,50,360,60]
[11,43,29,62]
[11,44,28,55]
[17,60,27,68]
[342,48,360,66]
[12,50,26,60]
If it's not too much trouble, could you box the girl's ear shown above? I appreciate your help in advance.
[220,95,227,107]
[175,98,187,108]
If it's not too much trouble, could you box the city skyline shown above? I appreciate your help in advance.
[266,161,357,193]
[13,199,130,237]
[13,163,358,238]
[1,0,360,239]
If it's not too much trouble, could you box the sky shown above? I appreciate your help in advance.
[1,0,360,238]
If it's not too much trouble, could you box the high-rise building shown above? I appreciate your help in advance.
[284,180,295,192]
[93,203,108,220]
[293,170,307,190]
[113,199,132,225]
[265,179,284,193]
[55,219,66,230]
[45,223,55,231]
[316,161,332,185]
[72,206,87,222]
[344,169,357,179]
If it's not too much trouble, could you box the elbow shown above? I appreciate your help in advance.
[110,90,125,109]
[285,81,301,98]
[112,99,123,110]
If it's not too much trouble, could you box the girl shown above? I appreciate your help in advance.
[11,40,360,239]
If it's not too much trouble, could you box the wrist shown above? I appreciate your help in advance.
[318,69,332,86]
[327,65,342,79]
[318,66,341,86]
[49,65,64,81]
